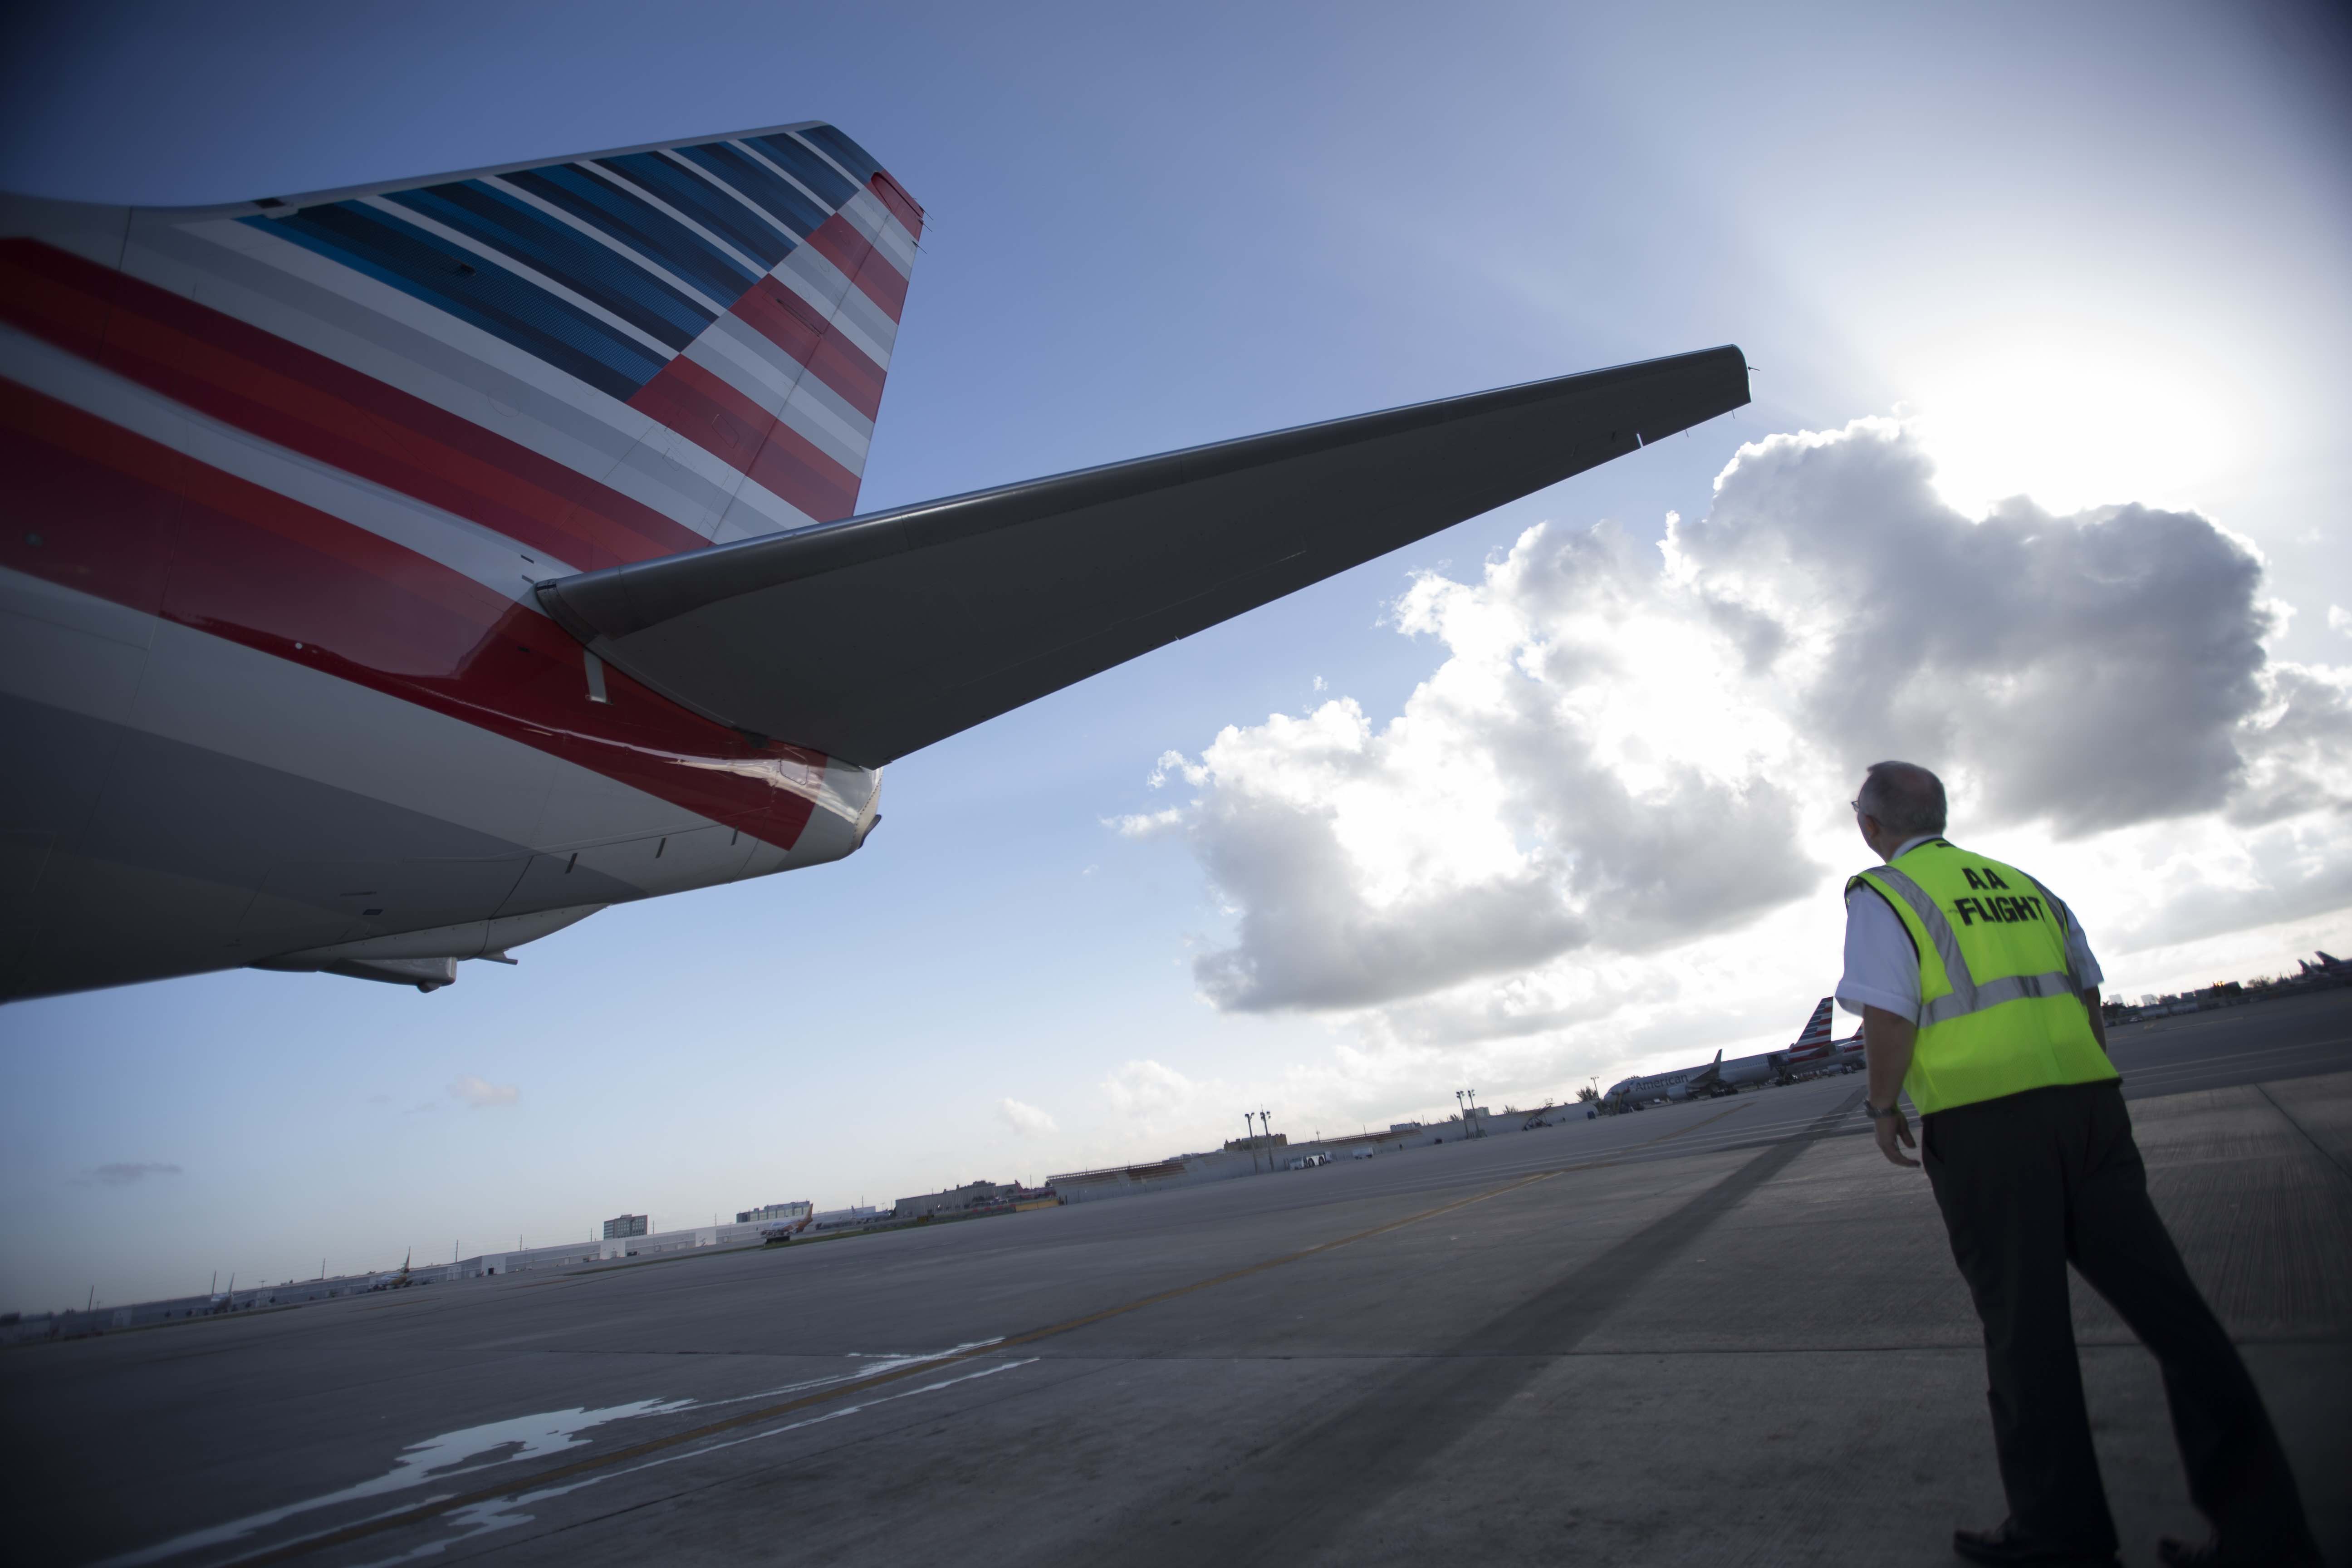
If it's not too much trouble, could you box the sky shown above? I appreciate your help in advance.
[3,0,2349,1313]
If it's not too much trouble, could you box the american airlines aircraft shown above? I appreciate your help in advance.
[1601,996,1860,1108]
[1,121,1748,1001]
[1772,995,1865,1077]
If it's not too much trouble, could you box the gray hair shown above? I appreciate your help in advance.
[1858,761,1947,838]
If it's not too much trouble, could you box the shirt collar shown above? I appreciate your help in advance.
[1887,833,1939,863]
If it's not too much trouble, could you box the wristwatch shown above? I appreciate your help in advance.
[1864,1101,1903,1120]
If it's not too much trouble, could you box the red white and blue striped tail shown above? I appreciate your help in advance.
[1793,996,1836,1049]
[2,121,921,573]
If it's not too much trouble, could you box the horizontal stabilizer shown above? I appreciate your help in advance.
[536,346,1749,765]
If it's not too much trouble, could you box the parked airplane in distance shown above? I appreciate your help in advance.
[1601,995,1861,1109]
[1772,995,1866,1079]
[1,120,1748,1002]
[1602,1049,1737,1109]
[2298,952,2349,980]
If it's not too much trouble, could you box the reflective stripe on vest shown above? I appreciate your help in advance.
[1862,863,2081,1026]
[1848,841,2115,1115]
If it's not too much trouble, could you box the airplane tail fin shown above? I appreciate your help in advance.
[612,126,921,540]
[4,121,919,569]
[1794,996,1835,1049]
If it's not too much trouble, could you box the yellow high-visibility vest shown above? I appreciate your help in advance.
[1846,839,2115,1115]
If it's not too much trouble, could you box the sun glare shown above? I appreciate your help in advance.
[1898,324,2246,521]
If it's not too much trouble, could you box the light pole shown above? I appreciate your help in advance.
[1243,1112,1261,1174]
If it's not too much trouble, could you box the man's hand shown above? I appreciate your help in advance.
[1862,1004,1921,1169]
[1872,1104,1919,1167]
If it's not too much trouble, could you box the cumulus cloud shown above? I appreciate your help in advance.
[2330,605,2352,638]
[1666,421,2277,833]
[79,1162,182,1186]
[1094,1058,1250,1152]
[1136,418,2352,1034]
[997,1097,1057,1136]
[1103,1058,1203,1118]
[448,1076,519,1108]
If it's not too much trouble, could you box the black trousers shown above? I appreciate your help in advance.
[1920,1080,2314,1555]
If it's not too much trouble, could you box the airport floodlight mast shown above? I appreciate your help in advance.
[1243,1113,1261,1174]
[1456,1088,1485,1137]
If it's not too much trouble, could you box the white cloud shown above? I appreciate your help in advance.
[448,1076,519,1109]
[1146,750,1206,790]
[2330,605,2352,637]
[1095,1058,1250,1153]
[1102,1058,1202,1118]
[996,1097,1057,1137]
[1126,418,2352,1098]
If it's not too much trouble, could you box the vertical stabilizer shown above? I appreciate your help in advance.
[3,120,921,573]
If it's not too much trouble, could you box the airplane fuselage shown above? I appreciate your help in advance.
[2,120,1749,1004]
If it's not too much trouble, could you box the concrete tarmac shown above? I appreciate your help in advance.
[5,990,2348,1568]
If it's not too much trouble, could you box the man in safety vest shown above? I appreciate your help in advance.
[1838,761,2317,1568]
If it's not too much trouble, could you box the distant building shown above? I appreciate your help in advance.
[1389,1122,1423,1132]
[1221,1133,1288,1152]
[893,1180,1035,1220]
[736,1201,813,1225]
[602,1214,648,1240]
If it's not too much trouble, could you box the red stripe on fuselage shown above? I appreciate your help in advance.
[807,214,909,323]
[626,356,861,523]
[729,276,887,420]
[0,240,710,572]
[0,375,823,846]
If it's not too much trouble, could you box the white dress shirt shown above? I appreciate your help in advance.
[1836,835,2103,1023]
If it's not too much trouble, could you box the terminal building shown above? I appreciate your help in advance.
[601,1215,648,1240]
[892,1180,1054,1220]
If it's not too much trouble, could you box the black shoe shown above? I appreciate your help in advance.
[1953,1521,2120,1567]
[2157,1535,2323,1568]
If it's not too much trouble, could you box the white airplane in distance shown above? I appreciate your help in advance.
[0,120,1749,1002]
[1601,996,1861,1109]
[2297,952,2349,980]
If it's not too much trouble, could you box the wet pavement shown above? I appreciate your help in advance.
[5,989,2348,1568]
